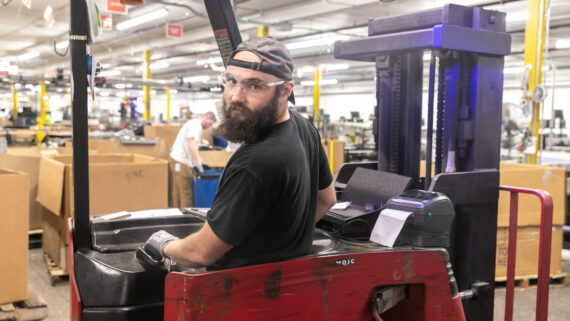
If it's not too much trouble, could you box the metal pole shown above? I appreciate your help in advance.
[143,50,152,121]
[166,86,171,121]
[11,84,18,119]
[70,0,90,251]
[313,67,320,123]
[425,53,436,189]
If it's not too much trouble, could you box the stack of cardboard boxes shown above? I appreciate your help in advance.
[495,162,566,280]
[0,169,28,304]
[36,154,169,273]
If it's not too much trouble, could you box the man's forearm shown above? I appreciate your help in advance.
[164,235,205,268]
[187,138,202,167]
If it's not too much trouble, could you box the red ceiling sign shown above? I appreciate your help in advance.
[101,15,113,31]
[166,24,183,39]
[107,0,127,14]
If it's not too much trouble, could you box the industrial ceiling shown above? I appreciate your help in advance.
[1,0,569,97]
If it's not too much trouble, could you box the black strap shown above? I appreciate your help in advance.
[228,58,262,71]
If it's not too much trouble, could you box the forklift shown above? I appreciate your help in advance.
[66,1,552,320]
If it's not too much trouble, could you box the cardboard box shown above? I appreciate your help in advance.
[144,124,182,147]
[42,208,70,273]
[0,147,60,230]
[88,139,169,160]
[199,150,234,168]
[0,169,29,304]
[418,161,566,227]
[322,140,344,175]
[37,153,169,218]
[495,225,563,280]
[498,163,566,227]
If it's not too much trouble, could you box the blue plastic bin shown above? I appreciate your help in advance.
[193,169,222,207]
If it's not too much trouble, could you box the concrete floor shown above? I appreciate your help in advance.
[29,248,570,321]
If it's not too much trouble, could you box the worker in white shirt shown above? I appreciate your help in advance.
[169,112,217,207]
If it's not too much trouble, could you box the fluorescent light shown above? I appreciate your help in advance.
[423,52,432,61]
[116,8,169,31]
[99,91,110,97]
[169,89,178,94]
[286,36,349,50]
[55,41,68,50]
[506,12,528,23]
[321,63,349,71]
[99,70,121,77]
[555,39,570,49]
[209,87,222,92]
[18,51,40,61]
[503,67,525,74]
[114,83,133,89]
[301,79,338,86]
[184,75,210,83]
[15,83,21,89]
[197,57,223,65]
[150,90,157,95]
[150,62,169,70]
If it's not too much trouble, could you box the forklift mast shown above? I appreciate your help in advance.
[335,4,510,321]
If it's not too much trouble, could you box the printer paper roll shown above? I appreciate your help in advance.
[369,208,414,247]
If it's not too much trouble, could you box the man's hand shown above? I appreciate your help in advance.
[194,163,204,174]
[136,230,178,268]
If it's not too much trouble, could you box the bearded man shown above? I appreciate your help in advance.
[142,37,336,269]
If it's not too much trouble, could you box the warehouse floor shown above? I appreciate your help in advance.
[29,248,570,321]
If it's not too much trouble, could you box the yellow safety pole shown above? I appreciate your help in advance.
[313,66,320,123]
[37,81,47,146]
[12,84,18,119]
[143,50,152,121]
[329,140,334,174]
[166,86,171,121]
[257,26,269,38]
[524,0,547,164]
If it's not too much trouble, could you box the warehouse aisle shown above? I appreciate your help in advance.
[29,248,569,321]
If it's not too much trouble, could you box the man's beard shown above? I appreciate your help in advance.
[218,90,281,144]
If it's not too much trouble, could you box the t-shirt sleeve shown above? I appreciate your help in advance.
[318,142,333,190]
[186,120,202,142]
[206,168,271,246]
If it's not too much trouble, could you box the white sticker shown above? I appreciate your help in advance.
[174,163,181,172]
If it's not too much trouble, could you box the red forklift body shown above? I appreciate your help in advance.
[164,249,465,321]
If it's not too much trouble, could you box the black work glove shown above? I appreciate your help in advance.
[202,163,212,170]
[136,230,178,269]
[194,164,204,174]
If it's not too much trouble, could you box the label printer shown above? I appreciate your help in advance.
[384,189,455,248]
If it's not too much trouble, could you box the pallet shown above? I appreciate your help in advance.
[0,287,48,321]
[28,230,42,250]
[495,272,568,289]
[44,254,68,286]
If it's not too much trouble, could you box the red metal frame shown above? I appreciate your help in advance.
[68,217,81,321]
[164,249,466,321]
[499,186,554,321]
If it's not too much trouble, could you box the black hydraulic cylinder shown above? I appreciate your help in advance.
[425,53,436,189]
[203,0,243,67]
[70,0,90,251]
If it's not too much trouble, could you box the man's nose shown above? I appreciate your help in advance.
[230,85,246,103]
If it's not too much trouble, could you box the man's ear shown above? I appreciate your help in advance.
[282,81,294,99]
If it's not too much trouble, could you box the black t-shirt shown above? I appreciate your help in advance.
[207,109,333,268]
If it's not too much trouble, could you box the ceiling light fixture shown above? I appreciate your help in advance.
[184,75,210,83]
[301,79,338,86]
[116,8,169,31]
[197,57,223,65]
[505,12,528,23]
[555,39,570,49]
[99,70,121,77]
[286,36,350,50]
[18,51,40,61]
[55,41,69,50]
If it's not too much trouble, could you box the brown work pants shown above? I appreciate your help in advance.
[169,157,194,208]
